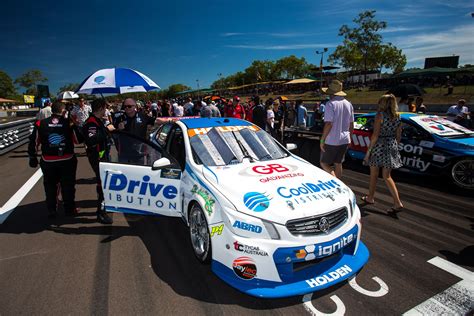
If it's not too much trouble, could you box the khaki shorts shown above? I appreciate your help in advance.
[320,144,349,164]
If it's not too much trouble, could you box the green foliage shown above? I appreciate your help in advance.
[58,83,80,94]
[211,55,313,89]
[163,83,192,98]
[328,10,406,75]
[0,70,17,99]
[14,69,48,96]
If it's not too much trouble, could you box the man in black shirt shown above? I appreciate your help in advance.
[28,102,81,218]
[83,99,115,224]
[113,98,157,164]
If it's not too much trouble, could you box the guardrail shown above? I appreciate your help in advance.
[0,118,36,155]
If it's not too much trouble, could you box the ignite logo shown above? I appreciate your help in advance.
[233,257,257,280]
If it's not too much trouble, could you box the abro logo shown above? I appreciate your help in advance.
[252,164,290,174]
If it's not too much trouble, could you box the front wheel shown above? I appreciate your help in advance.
[451,158,474,189]
[189,204,212,263]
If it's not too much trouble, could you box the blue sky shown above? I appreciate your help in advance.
[1,0,473,94]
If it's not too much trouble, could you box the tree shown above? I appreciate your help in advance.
[0,70,17,99]
[14,69,48,96]
[274,55,312,79]
[329,10,406,81]
[165,84,191,98]
[58,83,80,93]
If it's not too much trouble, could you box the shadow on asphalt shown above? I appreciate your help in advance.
[439,245,474,268]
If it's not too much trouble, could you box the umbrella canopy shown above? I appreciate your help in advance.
[279,96,289,101]
[76,68,160,95]
[284,78,316,84]
[387,84,426,97]
[57,91,79,100]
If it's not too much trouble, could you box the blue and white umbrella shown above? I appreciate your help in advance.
[76,67,160,95]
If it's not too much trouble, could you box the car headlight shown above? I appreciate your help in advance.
[262,220,280,240]
[223,209,280,240]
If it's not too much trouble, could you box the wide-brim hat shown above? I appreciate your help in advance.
[322,80,346,96]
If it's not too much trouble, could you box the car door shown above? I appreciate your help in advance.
[100,131,183,217]
[399,121,437,173]
[348,116,374,159]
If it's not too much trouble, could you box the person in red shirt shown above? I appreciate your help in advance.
[225,96,246,119]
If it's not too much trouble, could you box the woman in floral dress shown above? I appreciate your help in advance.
[362,94,404,211]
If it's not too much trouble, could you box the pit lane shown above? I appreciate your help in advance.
[0,143,472,315]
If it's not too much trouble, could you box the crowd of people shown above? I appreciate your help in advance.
[27,81,471,223]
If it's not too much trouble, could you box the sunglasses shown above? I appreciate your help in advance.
[124,105,135,109]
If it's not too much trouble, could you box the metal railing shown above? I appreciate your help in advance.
[0,118,36,155]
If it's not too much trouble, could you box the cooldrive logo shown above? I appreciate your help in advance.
[233,220,262,233]
[104,173,178,209]
[305,265,353,288]
[233,257,257,280]
[94,75,105,84]
[277,179,347,205]
[243,192,271,212]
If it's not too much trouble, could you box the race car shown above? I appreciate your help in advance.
[349,113,474,189]
[99,118,369,298]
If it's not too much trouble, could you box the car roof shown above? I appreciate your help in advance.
[179,117,253,129]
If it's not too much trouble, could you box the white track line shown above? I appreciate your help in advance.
[0,168,43,224]
[403,256,474,315]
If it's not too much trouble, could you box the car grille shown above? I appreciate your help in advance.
[286,207,348,236]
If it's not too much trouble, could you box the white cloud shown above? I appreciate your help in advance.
[225,43,336,50]
[394,24,474,66]
[380,26,426,33]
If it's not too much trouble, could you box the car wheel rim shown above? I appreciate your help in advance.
[452,159,474,189]
[190,207,209,257]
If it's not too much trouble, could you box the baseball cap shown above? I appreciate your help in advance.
[233,96,240,101]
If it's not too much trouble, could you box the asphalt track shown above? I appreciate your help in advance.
[0,142,472,315]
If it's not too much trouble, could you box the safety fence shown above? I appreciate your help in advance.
[0,118,35,155]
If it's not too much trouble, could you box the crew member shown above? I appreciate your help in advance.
[28,101,81,218]
[83,99,115,224]
[113,98,157,163]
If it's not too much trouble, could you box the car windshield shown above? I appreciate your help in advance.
[188,125,288,166]
[410,115,474,138]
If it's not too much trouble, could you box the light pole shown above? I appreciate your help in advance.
[316,48,328,89]
[196,79,200,99]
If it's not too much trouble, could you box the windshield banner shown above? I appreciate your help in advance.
[410,115,472,137]
[187,125,260,138]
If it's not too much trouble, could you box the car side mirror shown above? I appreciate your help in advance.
[152,157,171,170]
[286,143,297,151]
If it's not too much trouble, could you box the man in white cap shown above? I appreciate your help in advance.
[319,80,354,178]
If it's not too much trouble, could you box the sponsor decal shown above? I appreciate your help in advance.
[48,133,65,145]
[94,75,105,84]
[233,257,257,280]
[160,168,181,180]
[238,163,304,183]
[305,264,353,288]
[191,184,215,216]
[210,224,224,237]
[233,241,268,256]
[188,125,259,137]
[295,233,356,261]
[286,201,295,210]
[52,117,59,124]
[104,173,177,210]
[398,143,430,172]
[419,140,434,148]
[432,155,446,163]
[243,192,271,212]
[276,179,347,205]
[233,220,262,233]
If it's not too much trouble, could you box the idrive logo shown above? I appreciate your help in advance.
[243,192,271,212]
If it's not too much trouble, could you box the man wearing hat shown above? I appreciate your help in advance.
[225,96,246,119]
[319,80,354,178]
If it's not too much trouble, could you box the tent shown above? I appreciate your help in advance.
[284,78,316,84]
[391,67,470,78]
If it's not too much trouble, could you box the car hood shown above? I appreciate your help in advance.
[202,156,351,225]
[435,135,474,152]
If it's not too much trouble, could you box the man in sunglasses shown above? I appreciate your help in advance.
[113,98,157,163]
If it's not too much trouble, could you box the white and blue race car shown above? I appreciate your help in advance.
[99,118,369,298]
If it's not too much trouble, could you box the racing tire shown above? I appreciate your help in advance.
[450,158,474,190]
[189,203,212,264]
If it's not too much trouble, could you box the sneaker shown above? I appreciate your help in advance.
[97,212,113,224]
